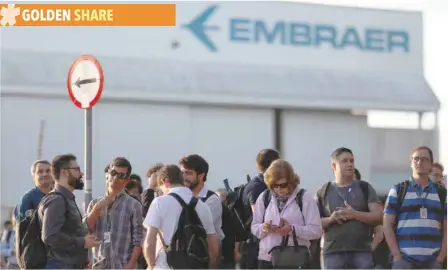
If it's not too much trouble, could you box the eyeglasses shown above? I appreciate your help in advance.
[412,156,430,163]
[271,182,288,189]
[109,170,129,179]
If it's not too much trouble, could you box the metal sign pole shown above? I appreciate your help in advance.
[84,108,93,212]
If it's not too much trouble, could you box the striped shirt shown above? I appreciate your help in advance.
[85,192,143,269]
[384,178,446,264]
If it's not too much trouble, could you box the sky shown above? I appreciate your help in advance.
[294,0,448,168]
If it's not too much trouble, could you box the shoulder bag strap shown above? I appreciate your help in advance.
[291,226,300,251]
[262,190,271,223]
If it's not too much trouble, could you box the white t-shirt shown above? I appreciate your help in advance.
[143,187,216,269]
[198,186,225,241]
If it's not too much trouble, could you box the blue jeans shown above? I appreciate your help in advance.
[392,259,444,269]
[323,251,373,269]
[45,259,78,269]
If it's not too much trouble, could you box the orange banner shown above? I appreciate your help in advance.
[0,4,176,26]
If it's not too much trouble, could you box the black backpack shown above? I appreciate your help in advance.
[202,190,248,241]
[15,192,68,269]
[166,193,209,269]
[227,184,252,229]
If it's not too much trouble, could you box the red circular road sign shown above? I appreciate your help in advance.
[67,55,104,109]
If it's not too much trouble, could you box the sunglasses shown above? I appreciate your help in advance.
[271,182,288,189]
[109,170,129,179]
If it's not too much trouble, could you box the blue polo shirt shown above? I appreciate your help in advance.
[384,178,446,264]
[14,186,46,221]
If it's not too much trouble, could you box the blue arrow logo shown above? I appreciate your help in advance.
[183,5,220,52]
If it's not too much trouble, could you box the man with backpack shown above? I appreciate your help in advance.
[316,147,382,269]
[383,146,446,269]
[19,154,100,269]
[143,164,219,269]
[180,155,225,242]
[14,160,53,221]
[240,148,280,269]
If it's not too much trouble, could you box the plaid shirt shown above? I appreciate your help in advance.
[86,192,143,269]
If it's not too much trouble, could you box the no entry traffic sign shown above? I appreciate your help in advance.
[67,55,104,109]
[66,54,104,217]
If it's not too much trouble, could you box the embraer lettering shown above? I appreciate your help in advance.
[230,19,409,53]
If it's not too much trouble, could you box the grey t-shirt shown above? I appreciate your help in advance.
[317,180,379,254]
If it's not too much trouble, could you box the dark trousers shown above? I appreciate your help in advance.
[219,260,236,269]
[258,260,273,269]
[239,242,258,269]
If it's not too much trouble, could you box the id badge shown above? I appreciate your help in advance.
[420,208,428,219]
[103,232,111,243]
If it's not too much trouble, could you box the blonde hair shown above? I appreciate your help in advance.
[264,159,299,191]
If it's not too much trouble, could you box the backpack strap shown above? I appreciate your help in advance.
[316,182,331,217]
[436,186,447,208]
[168,192,188,209]
[40,192,69,214]
[189,196,199,208]
[262,189,306,222]
[359,180,370,210]
[396,180,410,212]
[201,190,217,203]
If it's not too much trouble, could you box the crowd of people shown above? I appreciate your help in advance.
[0,146,446,269]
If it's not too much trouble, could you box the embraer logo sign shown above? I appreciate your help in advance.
[184,5,410,53]
[183,5,220,52]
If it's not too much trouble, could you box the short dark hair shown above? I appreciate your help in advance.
[52,154,77,180]
[126,180,143,194]
[104,164,109,173]
[129,174,142,184]
[30,160,51,175]
[354,168,361,180]
[256,149,280,172]
[179,154,209,182]
[146,163,164,177]
[411,146,434,163]
[109,157,132,175]
[331,147,354,160]
[157,164,184,186]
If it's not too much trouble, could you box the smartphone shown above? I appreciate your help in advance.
[223,179,232,192]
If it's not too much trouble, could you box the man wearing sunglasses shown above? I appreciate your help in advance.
[84,157,143,269]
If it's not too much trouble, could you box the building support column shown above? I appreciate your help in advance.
[274,108,283,154]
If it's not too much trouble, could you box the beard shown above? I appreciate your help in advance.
[68,171,85,190]
[185,178,199,190]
